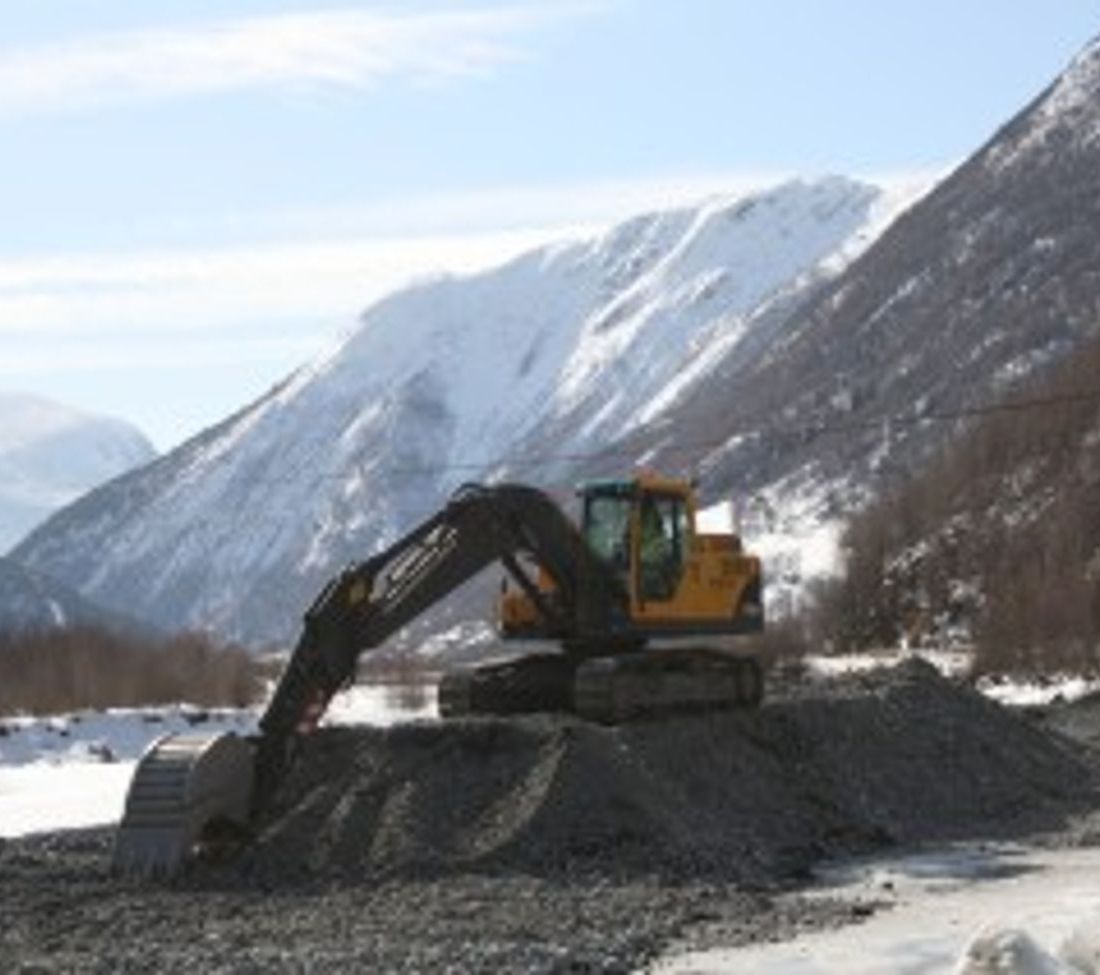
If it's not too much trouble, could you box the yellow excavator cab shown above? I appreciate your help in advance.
[499,473,762,639]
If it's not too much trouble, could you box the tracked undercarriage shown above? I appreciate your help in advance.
[438,647,763,723]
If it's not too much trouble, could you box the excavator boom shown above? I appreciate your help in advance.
[114,483,628,874]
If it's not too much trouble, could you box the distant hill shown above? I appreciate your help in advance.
[0,556,148,637]
[0,393,155,552]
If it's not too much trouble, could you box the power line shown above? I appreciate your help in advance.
[379,387,1100,479]
[18,382,1095,641]
[162,387,1100,492]
[97,386,1100,538]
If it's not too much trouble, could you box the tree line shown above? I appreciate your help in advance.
[809,328,1100,676]
[0,626,263,715]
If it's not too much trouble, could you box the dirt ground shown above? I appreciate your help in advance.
[4,659,1100,973]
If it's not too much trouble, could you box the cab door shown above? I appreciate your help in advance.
[634,492,688,606]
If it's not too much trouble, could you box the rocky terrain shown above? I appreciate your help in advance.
[3,660,1100,972]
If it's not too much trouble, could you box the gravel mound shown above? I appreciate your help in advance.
[5,659,1100,973]
[245,659,1098,886]
[1031,690,1100,752]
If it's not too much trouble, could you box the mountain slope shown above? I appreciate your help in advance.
[0,394,156,553]
[0,556,145,636]
[620,36,1100,546]
[14,177,896,646]
[817,328,1100,670]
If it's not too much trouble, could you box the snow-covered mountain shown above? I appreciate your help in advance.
[13,176,907,646]
[0,394,156,553]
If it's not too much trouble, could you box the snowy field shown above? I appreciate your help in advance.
[0,683,435,839]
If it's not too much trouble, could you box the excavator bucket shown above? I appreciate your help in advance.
[112,732,256,877]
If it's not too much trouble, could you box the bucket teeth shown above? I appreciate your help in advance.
[113,732,256,877]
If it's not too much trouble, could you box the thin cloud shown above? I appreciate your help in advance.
[0,4,602,115]
[0,165,943,340]
[0,226,584,336]
[202,170,802,241]
[0,335,322,376]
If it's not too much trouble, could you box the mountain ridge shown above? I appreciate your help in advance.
[0,393,156,553]
[626,35,1100,521]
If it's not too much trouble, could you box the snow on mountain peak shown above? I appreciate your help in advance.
[986,35,1100,171]
[1031,34,1100,137]
[0,394,156,553]
[554,178,882,432]
[1051,34,1100,104]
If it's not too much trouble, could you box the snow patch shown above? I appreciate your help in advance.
[0,689,433,838]
[804,648,972,680]
[657,846,1100,974]
[977,674,1100,709]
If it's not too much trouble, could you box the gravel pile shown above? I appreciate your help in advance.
[1,827,863,972]
[245,659,1097,886]
[3,658,1099,973]
[1031,690,1100,753]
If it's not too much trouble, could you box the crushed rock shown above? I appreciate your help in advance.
[4,659,1100,973]
[242,658,1099,886]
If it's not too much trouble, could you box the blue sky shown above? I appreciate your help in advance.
[1,1,1096,449]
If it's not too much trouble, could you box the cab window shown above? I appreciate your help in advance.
[583,494,632,571]
[638,494,686,601]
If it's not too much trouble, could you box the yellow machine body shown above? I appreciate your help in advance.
[499,472,762,640]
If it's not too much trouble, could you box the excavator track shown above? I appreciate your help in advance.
[573,648,763,723]
[437,652,578,717]
[112,732,256,876]
[440,647,762,723]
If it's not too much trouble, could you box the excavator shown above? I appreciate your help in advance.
[113,472,764,875]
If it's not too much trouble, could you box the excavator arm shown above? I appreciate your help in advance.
[114,483,625,875]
